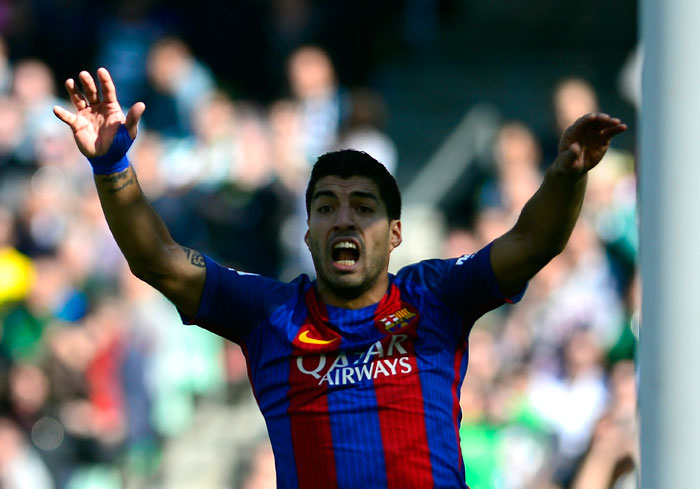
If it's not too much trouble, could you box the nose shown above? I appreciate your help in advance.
[333,204,355,230]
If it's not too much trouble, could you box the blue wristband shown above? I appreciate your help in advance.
[88,124,134,175]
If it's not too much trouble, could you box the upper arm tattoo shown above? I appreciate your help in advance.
[182,247,206,267]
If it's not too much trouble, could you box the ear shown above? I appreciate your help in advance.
[304,228,310,248]
[389,220,402,251]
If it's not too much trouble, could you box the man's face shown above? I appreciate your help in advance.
[305,175,401,302]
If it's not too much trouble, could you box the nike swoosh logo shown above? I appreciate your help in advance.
[299,330,338,345]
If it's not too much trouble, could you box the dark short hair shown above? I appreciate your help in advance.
[305,149,401,220]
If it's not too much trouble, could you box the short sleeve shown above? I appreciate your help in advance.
[398,242,526,321]
[179,255,281,343]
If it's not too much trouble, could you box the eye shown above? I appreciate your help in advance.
[357,205,374,214]
[317,204,333,214]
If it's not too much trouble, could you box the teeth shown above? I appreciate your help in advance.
[336,260,356,266]
[334,241,357,250]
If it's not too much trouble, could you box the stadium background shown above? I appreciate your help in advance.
[0,1,638,488]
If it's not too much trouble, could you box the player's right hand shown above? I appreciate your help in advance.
[53,68,145,159]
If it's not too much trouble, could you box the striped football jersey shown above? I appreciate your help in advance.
[184,243,523,489]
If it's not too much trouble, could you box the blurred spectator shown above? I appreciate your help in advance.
[528,329,609,486]
[334,88,398,174]
[531,219,625,368]
[268,98,308,193]
[163,91,238,189]
[585,149,637,293]
[553,78,599,135]
[553,76,638,296]
[144,37,215,138]
[459,357,552,489]
[264,0,319,92]
[479,122,543,217]
[287,45,349,162]
[571,362,638,489]
[95,0,165,108]
[11,59,64,164]
[193,108,294,277]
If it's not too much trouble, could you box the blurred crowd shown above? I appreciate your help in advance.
[0,2,638,489]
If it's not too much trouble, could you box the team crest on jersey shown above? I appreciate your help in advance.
[377,306,418,333]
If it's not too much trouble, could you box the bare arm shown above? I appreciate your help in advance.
[53,68,205,317]
[93,166,205,316]
[490,113,627,296]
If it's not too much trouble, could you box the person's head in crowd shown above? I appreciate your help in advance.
[584,149,635,213]
[553,77,599,134]
[344,88,388,133]
[473,207,513,246]
[494,122,542,173]
[287,45,337,100]
[56,220,100,287]
[45,324,95,378]
[8,363,49,419]
[268,98,307,190]
[146,37,194,94]
[269,0,313,41]
[335,88,398,174]
[11,59,56,107]
[191,91,237,143]
[559,218,601,268]
[233,108,274,189]
[443,228,479,259]
[563,329,603,379]
[34,117,84,171]
[25,255,71,318]
[493,122,543,214]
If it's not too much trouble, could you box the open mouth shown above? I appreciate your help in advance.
[331,240,360,267]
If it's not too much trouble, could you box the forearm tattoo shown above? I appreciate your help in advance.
[182,247,206,267]
[98,169,135,193]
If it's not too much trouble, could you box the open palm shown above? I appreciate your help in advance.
[557,113,627,174]
[53,68,145,158]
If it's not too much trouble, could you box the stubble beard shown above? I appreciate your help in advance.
[313,251,388,302]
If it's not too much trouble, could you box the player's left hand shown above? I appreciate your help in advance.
[556,113,627,175]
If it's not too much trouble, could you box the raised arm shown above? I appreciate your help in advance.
[490,113,627,296]
[53,68,205,317]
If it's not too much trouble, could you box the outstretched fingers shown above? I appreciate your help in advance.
[79,71,100,105]
[573,113,627,144]
[53,105,77,128]
[600,122,627,139]
[586,114,627,132]
[96,67,118,104]
[125,102,146,139]
[65,78,88,111]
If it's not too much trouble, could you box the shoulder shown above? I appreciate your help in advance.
[395,246,489,287]
[210,259,311,302]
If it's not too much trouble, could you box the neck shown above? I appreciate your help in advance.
[316,274,389,309]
